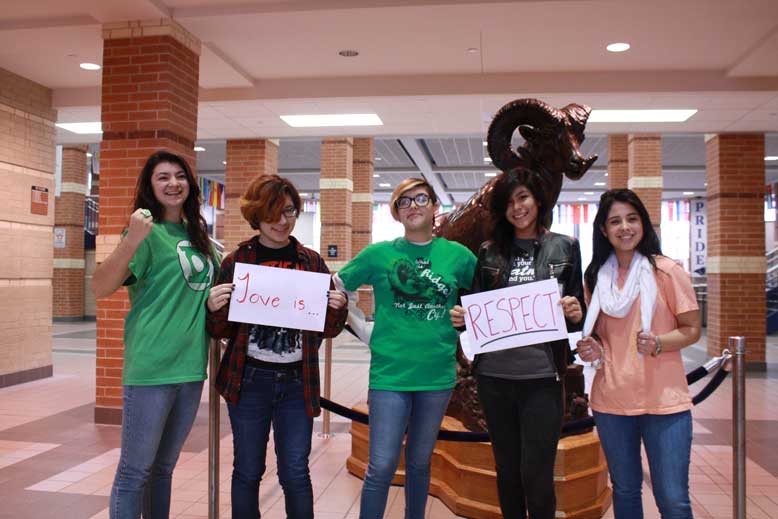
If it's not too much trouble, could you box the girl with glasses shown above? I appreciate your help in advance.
[335,178,477,519]
[206,174,347,519]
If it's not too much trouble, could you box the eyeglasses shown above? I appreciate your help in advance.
[395,193,431,209]
[281,206,299,219]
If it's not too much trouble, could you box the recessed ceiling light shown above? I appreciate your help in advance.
[683,191,695,195]
[584,192,594,195]
[577,197,586,201]
[85,152,93,158]
[222,161,227,165]
[594,182,606,186]
[765,156,778,161]
[482,141,488,146]
[484,172,497,177]
[483,157,492,163]
[467,47,479,54]
[375,157,382,161]
[79,62,101,71]
[373,174,380,178]
[379,182,391,187]
[280,114,383,127]
[299,192,310,197]
[606,42,630,53]
[338,49,359,57]
[56,122,102,134]
[604,173,609,176]
[194,146,206,152]
[589,109,697,123]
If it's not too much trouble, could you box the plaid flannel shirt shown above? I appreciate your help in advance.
[206,235,347,417]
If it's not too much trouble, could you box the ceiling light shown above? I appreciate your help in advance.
[222,161,227,165]
[483,157,492,163]
[375,157,382,161]
[604,173,609,176]
[280,114,383,127]
[484,172,497,177]
[594,182,606,186]
[338,49,359,57]
[467,47,479,54]
[577,197,586,201]
[584,192,594,195]
[373,174,380,178]
[79,62,101,71]
[683,191,695,195]
[765,156,778,161]
[606,42,630,53]
[589,109,697,122]
[482,141,488,146]
[86,152,93,158]
[299,192,310,197]
[379,182,391,187]
[56,122,102,134]
[194,146,206,152]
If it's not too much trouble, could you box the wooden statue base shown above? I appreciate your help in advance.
[346,403,612,519]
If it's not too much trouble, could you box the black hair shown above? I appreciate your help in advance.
[133,150,213,260]
[488,166,553,257]
[584,188,661,291]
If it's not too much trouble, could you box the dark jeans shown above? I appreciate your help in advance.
[476,375,562,519]
[227,366,314,519]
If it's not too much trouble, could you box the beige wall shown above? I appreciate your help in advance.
[0,67,57,383]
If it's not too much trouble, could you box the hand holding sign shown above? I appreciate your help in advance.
[459,278,569,360]
[227,263,331,332]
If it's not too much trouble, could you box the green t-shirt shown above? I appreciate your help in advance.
[338,237,476,391]
[123,222,219,385]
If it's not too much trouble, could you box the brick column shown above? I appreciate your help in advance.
[705,134,766,367]
[607,134,628,190]
[320,138,353,271]
[627,134,662,234]
[54,145,88,321]
[96,19,200,424]
[0,67,56,388]
[223,139,278,252]
[352,138,374,318]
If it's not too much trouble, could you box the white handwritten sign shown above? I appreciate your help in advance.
[460,278,568,359]
[228,263,330,332]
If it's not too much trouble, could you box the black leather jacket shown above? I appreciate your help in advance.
[471,231,586,376]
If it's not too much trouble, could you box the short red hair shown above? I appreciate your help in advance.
[240,174,302,230]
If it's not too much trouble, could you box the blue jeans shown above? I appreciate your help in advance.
[593,410,694,519]
[359,388,452,519]
[110,381,204,519]
[227,366,314,519]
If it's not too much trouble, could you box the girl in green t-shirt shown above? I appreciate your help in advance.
[336,178,477,519]
[92,150,220,519]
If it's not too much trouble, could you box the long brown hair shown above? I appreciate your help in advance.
[133,150,213,259]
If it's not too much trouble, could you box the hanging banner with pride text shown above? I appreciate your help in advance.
[228,262,330,332]
[459,278,569,359]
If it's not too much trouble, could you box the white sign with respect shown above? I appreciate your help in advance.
[460,278,569,360]
[228,262,330,332]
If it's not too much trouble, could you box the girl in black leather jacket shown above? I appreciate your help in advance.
[450,166,585,519]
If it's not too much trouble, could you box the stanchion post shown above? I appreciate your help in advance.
[209,339,220,519]
[730,336,746,519]
[320,338,333,438]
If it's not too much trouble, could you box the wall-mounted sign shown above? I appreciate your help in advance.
[53,227,66,249]
[31,186,49,216]
[690,198,706,276]
[327,244,338,258]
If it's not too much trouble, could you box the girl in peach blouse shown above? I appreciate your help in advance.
[577,189,701,519]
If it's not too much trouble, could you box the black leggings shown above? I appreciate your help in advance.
[476,375,563,519]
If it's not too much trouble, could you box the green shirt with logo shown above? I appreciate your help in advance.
[123,222,219,385]
[338,237,476,391]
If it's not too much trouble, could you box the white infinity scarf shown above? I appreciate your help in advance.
[583,252,657,336]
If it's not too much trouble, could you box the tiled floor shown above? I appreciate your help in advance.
[0,323,775,518]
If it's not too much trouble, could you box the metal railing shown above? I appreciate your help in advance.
[85,196,99,235]
[730,337,746,519]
